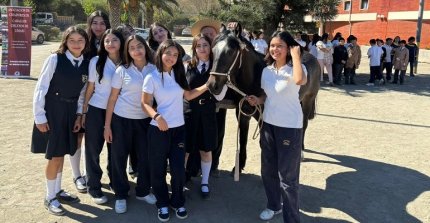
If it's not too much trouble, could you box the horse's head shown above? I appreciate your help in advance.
[207,23,248,95]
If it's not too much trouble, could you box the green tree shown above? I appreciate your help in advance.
[143,0,179,27]
[82,0,96,16]
[23,0,37,14]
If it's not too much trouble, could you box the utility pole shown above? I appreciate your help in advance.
[349,0,353,35]
[415,0,425,73]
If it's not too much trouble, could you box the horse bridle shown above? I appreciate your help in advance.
[209,48,247,97]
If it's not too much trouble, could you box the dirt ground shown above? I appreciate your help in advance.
[0,39,429,223]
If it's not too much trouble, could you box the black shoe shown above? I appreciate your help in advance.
[410,74,415,77]
[158,207,170,222]
[175,207,188,219]
[44,198,66,216]
[350,81,356,85]
[391,81,398,84]
[56,189,80,204]
[201,184,210,200]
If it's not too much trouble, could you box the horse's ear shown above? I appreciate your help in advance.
[220,24,227,33]
[234,23,243,37]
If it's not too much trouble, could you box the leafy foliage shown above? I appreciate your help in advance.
[36,25,61,41]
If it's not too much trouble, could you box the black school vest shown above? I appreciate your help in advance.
[186,65,216,110]
[46,53,89,100]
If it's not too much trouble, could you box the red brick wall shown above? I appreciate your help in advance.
[329,0,430,48]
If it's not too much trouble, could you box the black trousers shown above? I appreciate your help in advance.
[111,114,151,199]
[393,69,406,84]
[409,61,415,76]
[212,108,226,171]
[344,66,356,84]
[369,66,382,83]
[260,122,302,223]
[85,105,112,196]
[382,62,393,80]
[333,63,344,84]
[148,125,186,208]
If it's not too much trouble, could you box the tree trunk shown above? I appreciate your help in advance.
[129,0,140,27]
[108,0,122,28]
[145,4,154,27]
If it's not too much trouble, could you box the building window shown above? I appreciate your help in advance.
[344,1,351,11]
[360,0,369,10]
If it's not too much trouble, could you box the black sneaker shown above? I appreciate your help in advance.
[44,198,66,216]
[56,189,80,204]
[201,184,210,200]
[175,207,188,219]
[158,207,170,222]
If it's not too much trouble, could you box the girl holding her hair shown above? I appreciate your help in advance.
[247,31,307,223]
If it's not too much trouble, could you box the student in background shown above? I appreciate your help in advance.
[382,38,393,81]
[366,39,384,86]
[392,40,409,84]
[332,37,348,85]
[345,35,361,85]
[406,36,418,77]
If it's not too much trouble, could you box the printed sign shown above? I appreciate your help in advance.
[0,6,32,77]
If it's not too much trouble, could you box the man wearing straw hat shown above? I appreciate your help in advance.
[191,19,221,42]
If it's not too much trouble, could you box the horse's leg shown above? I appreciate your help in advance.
[236,108,251,171]
[212,108,227,175]
[300,96,316,151]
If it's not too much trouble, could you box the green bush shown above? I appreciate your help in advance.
[36,25,61,41]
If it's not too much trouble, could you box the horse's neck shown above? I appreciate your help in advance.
[237,51,264,96]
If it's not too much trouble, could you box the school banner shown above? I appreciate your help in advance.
[0,6,32,77]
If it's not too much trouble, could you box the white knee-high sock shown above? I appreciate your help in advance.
[70,148,82,179]
[201,161,212,185]
[55,172,62,194]
[46,179,56,200]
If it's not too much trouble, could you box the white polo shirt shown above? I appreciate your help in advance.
[143,70,185,128]
[88,56,118,109]
[111,63,156,119]
[367,46,383,66]
[383,44,392,63]
[261,63,307,129]
[251,39,268,55]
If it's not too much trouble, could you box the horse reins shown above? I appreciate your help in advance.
[210,48,263,181]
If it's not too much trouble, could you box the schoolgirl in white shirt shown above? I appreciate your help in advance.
[103,35,157,214]
[67,10,111,194]
[81,29,124,205]
[142,39,208,222]
[247,31,307,223]
[31,26,90,216]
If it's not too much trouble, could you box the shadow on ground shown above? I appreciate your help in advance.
[319,73,430,97]
[301,149,430,223]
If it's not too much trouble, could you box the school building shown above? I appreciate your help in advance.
[306,0,430,48]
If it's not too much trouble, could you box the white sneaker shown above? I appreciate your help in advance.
[259,208,282,221]
[115,199,127,214]
[136,193,157,205]
[91,194,108,205]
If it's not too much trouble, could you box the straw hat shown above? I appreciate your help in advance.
[191,19,222,37]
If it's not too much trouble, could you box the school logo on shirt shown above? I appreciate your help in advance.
[82,74,88,83]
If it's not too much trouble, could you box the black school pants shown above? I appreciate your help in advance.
[260,122,303,223]
[148,125,186,209]
[110,114,151,199]
[85,105,112,196]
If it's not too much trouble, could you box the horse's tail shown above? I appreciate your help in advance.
[308,96,317,120]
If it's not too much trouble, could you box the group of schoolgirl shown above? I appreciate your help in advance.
[31,10,225,222]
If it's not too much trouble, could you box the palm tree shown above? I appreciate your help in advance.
[142,0,178,26]
[108,0,122,28]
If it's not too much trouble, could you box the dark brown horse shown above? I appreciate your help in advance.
[207,24,320,171]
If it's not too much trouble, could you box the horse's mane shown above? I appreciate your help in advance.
[213,29,258,56]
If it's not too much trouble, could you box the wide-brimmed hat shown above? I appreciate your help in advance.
[191,19,222,37]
